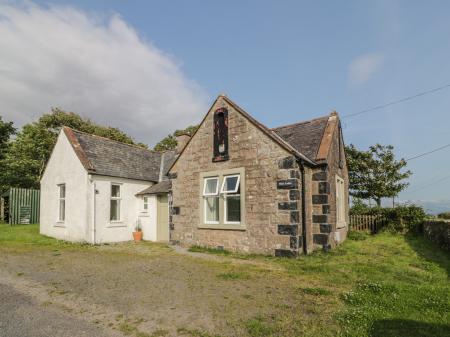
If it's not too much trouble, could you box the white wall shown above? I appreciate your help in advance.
[91,175,152,243]
[40,132,90,242]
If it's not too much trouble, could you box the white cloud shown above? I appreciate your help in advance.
[0,2,208,145]
[348,53,384,86]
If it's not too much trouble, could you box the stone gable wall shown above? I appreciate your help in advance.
[170,98,308,255]
[311,123,349,251]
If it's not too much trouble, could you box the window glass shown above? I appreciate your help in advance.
[226,195,240,222]
[59,184,66,198]
[143,196,148,210]
[111,184,120,197]
[110,200,120,221]
[205,197,219,223]
[203,177,219,195]
[221,175,240,194]
[110,184,121,221]
[58,184,65,221]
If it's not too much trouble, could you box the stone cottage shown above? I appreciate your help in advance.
[168,95,349,256]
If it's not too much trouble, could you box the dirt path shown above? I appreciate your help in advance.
[0,243,337,337]
[0,273,122,337]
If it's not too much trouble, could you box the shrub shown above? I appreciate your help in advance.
[351,205,426,233]
[380,205,426,233]
[437,212,450,220]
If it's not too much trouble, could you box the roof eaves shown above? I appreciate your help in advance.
[222,96,317,166]
[63,127,96,172]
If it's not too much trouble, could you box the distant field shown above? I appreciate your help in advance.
[0,223,449,337]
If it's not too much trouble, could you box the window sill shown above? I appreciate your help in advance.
[198,223,246,231]
[54,222,66,228]
[108,222,126,228]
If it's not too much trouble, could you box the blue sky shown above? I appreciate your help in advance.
[2,0,450,210]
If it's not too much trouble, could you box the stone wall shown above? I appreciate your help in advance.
[310,123,349,251]
[170,97,310,255]
[423,220,450,251]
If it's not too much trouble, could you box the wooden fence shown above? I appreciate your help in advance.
[1,188,40,225]
[350,214,386,233]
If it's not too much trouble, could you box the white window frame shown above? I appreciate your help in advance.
[220,174,241,194]
[57,184,65,222]
[203,177,219,196]
[203,176,220,224]
[222,175,241,225]
[223,194,241,224]
[110,183,122,222]
[336,176,346,228]
[143,196,149,212]
[199,168,245,230]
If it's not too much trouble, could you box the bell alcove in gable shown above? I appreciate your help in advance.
[212,107,229,162]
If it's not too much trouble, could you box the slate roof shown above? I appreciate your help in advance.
[136,180,172,195]
[272,116,330,161]
[64,127,173,182]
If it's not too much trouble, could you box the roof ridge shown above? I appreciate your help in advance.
[64,126,156,153]
[271,114,331,131]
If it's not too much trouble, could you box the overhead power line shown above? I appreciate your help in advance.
[408,174,450,193]
[343,83,450,119]
[406,143,450,161]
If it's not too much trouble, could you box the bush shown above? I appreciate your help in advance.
[351,205,426,233]
[380,206,426,233]
[437,212,450,220]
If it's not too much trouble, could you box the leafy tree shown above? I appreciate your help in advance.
[154,125,199,152]
[0,108,145,190]
[345,144,412,207]
[0,116,16,160]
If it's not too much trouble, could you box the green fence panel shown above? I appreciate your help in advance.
[7,188,40,225]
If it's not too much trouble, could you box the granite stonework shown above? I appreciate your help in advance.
[169,96,349,256]
[311,126,349,251]
[170,98,301,255]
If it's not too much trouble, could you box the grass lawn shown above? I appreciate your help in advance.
[0,223,449,337]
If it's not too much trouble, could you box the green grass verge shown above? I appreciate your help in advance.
[1,223,449,336]
[189,232,450,337]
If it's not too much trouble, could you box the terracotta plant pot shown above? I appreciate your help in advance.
[133,231,143,242]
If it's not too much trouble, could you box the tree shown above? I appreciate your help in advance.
[154,125,199,152]
[0,116,16,160]
[345,143,412,207]
[0,108,145,190]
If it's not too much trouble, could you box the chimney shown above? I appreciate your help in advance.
[176,133,191,154]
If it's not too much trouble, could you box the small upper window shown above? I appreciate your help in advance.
[143,196,148,211]
[220,175,240,194]
[203,177,219,196]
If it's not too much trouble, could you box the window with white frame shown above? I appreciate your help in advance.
[203,177,219,224]
[143,196,149,212]
[336,176,346,227]
[110,184,121,221]
[221,175,241,224]
[200,170,244,227]
[58,184,65,222]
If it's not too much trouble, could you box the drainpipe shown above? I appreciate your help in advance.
[89,175,96,244]
[298,160,308,255]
